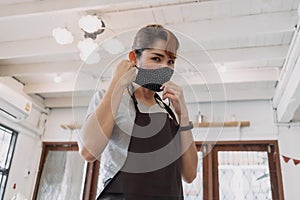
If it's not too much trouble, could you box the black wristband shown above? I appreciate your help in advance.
[179,121,194,132]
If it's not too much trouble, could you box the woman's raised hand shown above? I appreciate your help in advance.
[160,81,189,119]
[112,60,137,89]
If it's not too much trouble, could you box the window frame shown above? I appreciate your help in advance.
[0,124,18,200]
[199,140,284,200]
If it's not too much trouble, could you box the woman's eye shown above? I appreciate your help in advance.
[168,60,175,64]
[151,57,161,62]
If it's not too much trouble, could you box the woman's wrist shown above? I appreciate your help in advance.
[111,77,129,91]
[179,107,190,125]
[179,121,194,132]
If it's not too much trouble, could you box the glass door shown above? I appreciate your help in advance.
[212,143,282,200]
[33,142,87,200]
[217,151,272,199]
[183,151,204,200]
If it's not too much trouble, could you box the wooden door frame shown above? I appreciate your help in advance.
[32,142,96,200]
[207,140,284,200]
[83,160,100,200]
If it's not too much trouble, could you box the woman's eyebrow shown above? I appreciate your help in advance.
[151,52,165,58]
[169,55,177,60]
[151,52,176,60]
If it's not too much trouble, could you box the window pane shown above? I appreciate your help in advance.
[0,174,7,196]
[0,129,12,169]
[183,151,203,200]
[0,125,16,199]
[218,151,272,200]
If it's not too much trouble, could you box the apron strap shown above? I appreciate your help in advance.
[128,85,179,125]
[154,93,179,125]
[129,92,140,113]
[127,84,141,113]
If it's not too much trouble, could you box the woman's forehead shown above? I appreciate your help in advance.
[144,49,176,59]
[151,39,167,50]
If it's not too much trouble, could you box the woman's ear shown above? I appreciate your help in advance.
[129,51,137,63]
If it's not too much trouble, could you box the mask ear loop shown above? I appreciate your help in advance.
[127,83,135,96]
[127,64,138,96]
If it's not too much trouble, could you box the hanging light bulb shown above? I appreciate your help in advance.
[78,15,103,33]
[78,38,98,52]
[52,27,74,45]
[53,73,62,83]
[217,64,227,72]
[77,38,101,64]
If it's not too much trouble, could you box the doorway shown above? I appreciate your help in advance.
[33,142,88,200]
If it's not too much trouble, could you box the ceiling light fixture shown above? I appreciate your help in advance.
[77,38,100,64]
[53,73,62,83]
[217,64,227,72]
[52,14,119,64]
[52,27,74,45]
[77,15,105,64]
[78,15,105,40]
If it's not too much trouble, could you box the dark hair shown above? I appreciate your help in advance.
[132,24,179,58]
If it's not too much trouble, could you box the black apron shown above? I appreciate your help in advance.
[97,93,183,200]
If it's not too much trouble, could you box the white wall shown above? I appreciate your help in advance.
[43,100,278,143]
[1,111,42,200]
[42,107,87,142]
[278,126,300,200]
[187,100,278,141]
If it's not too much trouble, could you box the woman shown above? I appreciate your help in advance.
[78,24,198,200]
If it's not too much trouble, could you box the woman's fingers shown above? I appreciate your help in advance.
[113,60,137,88]
[162,82,183,100]
[161,81,188,116]
[162,86,175,100]
[116,60,136,74]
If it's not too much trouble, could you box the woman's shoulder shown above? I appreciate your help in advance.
[91,89,131,103]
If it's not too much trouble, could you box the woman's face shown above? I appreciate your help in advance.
[137,40,176,70]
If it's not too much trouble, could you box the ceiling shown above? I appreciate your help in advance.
[0,0,299,109]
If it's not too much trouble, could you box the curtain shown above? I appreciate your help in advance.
[36,151,86,200]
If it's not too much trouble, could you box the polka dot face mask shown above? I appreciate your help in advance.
[133,66,174,92]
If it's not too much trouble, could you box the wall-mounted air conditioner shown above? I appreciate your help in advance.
[0,82,32,122]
